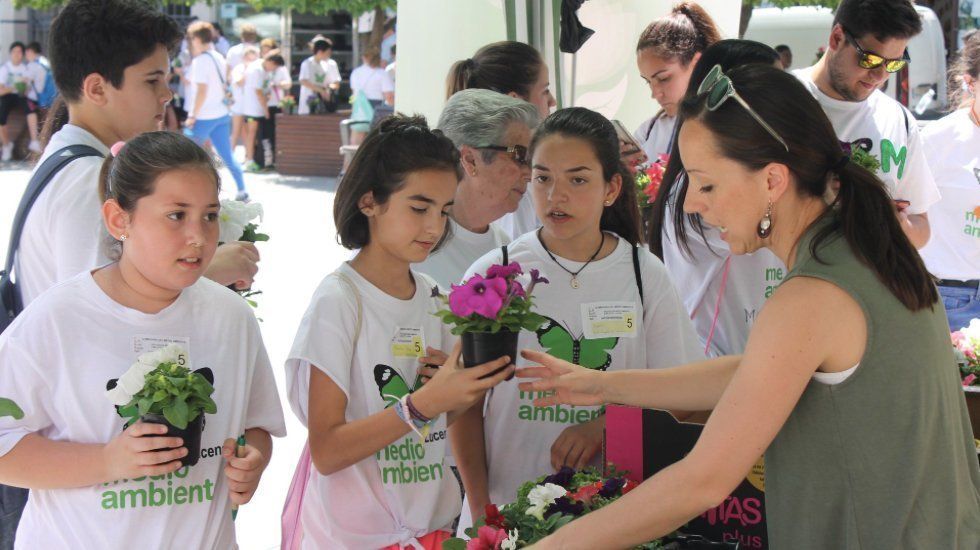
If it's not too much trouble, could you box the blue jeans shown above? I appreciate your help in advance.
[186,115,246,192]
[939,284,980,332]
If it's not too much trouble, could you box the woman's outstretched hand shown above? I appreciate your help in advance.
[515,349,608,407]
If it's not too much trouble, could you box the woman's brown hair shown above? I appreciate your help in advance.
[636,2,721,65]
[446,41,544,101]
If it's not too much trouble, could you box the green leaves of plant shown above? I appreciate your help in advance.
[118,360,217,430]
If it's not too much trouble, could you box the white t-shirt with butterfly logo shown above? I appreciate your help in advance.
[0,272,286,549]
[463,231,704,510]
[284,262,460,549]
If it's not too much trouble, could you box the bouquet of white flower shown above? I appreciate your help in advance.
[218,199,269,308]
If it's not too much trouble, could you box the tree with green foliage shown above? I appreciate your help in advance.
[740,0,842,38]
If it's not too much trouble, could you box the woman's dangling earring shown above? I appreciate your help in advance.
[757,200,773,238]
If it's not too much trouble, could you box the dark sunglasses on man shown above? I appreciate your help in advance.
[841,27,911,73]
[477,144,530,166]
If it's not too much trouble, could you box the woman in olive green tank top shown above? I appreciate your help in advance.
[515,63,980,549]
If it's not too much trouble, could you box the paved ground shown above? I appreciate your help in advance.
[0,162,345,550]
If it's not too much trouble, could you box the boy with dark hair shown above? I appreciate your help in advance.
[2,4,263,544]
[24,42,55,110]
[0,42,41,159]
[793,0,937,249]
[18,0,261,329]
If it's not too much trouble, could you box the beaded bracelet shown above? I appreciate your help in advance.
[406,394,431,423]
[395,394,432,439]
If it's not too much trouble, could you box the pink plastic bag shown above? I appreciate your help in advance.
[280,441,312,550]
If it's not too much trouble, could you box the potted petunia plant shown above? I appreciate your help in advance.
[435,263,548,378]
[105,344,216,467]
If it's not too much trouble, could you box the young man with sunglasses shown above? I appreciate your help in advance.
[793,0,939,249]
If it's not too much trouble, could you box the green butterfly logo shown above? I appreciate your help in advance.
[0,397,24,420]
[536,318,618,371]
[374,365,423,408]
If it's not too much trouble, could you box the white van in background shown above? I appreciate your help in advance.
[744,5,948,117]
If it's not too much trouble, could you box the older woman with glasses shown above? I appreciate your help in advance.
[518,64,980,550]
[414,89,539,291]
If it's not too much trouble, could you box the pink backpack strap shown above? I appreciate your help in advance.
[280,441,312,550]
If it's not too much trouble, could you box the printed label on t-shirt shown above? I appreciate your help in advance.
[965,208,980,239]
[581,302,637,339]
[133,335,191,361]
[390,327,424,358]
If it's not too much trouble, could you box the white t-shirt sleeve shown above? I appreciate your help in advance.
[284,278,358,425]
[898,118,942,215]
[244,323,287,437]
[189,56,209,85]
[0,335,54,458]
[380,69,395,94]
[0,64,9,87]
[325,60,341,86]
[49,160,108,284]
[639,251,706,369]
[298,58,312,82]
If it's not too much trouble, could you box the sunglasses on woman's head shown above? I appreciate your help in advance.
[477,144,530,166]
[696,65,790,153]
[842,29,910,73]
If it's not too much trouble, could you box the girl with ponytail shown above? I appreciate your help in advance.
[452,107,703,532]
[632,2,720,162]
[515,64,979,549]
[445,40,557,238]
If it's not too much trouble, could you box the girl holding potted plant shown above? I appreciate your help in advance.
[0,131,286,548]
[283,115,513,550]
[452,107,704,530]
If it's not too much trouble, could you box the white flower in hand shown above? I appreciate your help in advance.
[218,199,264,244]
[105,344,187,407]
[525,483,567,520]
[136,344,184,369]
[501,529,519,550]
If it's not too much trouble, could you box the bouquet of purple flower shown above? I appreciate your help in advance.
[434,263,548,374]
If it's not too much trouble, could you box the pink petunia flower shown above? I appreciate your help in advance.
[486,262,523,279]
[449,275,509,319]
[466,525,508,550]
[964,374,977,387]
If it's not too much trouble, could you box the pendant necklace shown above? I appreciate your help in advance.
[537,229,605,289]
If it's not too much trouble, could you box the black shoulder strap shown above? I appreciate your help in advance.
[2,144,103,283]
[903,108,910,136]
[501,245,509,266]
[632,245,644,307]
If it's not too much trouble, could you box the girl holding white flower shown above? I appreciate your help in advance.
[284,115,513,550]
[0,131,285,549]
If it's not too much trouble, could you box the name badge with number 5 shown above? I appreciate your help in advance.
[581,302,638,339]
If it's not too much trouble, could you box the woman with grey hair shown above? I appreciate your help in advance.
[414,88,539,290]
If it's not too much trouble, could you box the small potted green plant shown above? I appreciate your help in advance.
[105,344,217,467]
[435,263,548,378]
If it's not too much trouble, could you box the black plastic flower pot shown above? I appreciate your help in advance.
[141,412,204,467]
[461,329,519,380]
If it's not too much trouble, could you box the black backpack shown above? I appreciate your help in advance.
[0,145,103,334]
